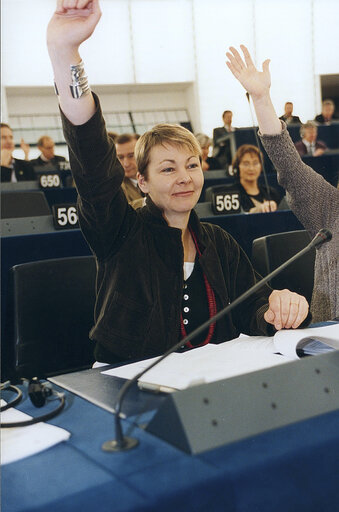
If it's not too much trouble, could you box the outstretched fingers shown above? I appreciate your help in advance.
[240,45,255,68]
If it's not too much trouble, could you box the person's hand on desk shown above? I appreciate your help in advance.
[249,200,277,214]
[264,289,309,330]
[313,148,326,157]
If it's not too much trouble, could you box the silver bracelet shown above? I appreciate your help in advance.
[54,60,91,99]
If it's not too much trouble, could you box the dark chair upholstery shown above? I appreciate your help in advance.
[1,190,51,218]
[251,230,315,304]
[2,256,96,382]
[204,183,239,203]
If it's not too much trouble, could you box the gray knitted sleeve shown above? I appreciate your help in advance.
[259,122,339,236]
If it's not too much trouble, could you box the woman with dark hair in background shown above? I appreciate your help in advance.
[231,144,280,213]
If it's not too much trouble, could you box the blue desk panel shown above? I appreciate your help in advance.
[2,380,339,512]
[199,210,304,257]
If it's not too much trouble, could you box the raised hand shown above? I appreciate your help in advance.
[20,139,30,160]
[47,0,102,52]
[226,45,271,101]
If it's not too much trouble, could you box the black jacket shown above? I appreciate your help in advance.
[30,155,66,168]
[1,158,35,182]
[62,95,273,363]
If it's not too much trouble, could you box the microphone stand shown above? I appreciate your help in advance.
[245,92,273,208]
[102,228,332,452]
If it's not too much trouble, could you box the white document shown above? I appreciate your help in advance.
[103,325,338,392]
[1,403,71,465]
[274,323,339,359]
[102,335,289,391]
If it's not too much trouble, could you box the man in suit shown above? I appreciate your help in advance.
[314,99,339,125]
[115,133,144,205]
[279,102,301,124]
[212,110,234,169]
[30,135,67,168]
[294,121,328,157]
[1,123,35,182]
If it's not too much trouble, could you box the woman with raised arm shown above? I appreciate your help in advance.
[226,45,338,323]
[47,1,309,365]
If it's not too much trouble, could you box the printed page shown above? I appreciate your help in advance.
[1,403,71,465]
[103,335,288,391]
[273,323,339,359]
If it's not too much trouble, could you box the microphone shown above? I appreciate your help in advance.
[102,228,332,453]
[245,92,273,208]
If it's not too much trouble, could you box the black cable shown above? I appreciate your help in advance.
[0,383,23,411]
[1,392,65,428]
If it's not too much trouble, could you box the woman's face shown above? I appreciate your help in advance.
[138,143,204,221]
[238,151,262,183]
[201,145,210,161]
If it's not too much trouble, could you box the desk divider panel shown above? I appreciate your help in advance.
[146,351,339,454]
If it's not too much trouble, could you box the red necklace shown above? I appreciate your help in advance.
[180,227,217,349]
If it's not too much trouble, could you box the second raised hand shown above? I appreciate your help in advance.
[226,45,271,100]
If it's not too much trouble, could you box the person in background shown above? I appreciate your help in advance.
[107,131,118,143]
[115,133,144,204]
[46,0,309,365]
[226,44,338,322]
[231,144,280,213]
[195,133,220,171]
[212,110,234,169]
[294,121,328,157]
[314,99,338,125]
[0,123,35,182]
[279,102,301,124]
[30,135,67,168]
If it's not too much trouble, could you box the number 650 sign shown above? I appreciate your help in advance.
[52,204,79,229]
[211,190,241,215]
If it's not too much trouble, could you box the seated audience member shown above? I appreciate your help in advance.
[30,135,67,168]
[231,144,280,213]
[314,99,338,125]
[115,133,144,204]
[227,44,338,323]
[294,121,328,157]
[279,102,301,124]
[195,133,220,171]
[1,123,35,182]
[46,1,310,365]
[212,110,234,169]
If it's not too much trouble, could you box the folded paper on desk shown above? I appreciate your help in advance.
[1,403,71,465]
[274,323,339,358]
[102,324,339,392]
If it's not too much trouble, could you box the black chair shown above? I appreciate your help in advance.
[2,256,96,382]
[1,190,51,218]
[204,183,239,203]
[251,230,315,304]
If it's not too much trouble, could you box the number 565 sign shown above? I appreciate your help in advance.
[52,204,79,229]
[211,190,241,215]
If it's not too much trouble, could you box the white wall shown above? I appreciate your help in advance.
[2,0,339,136]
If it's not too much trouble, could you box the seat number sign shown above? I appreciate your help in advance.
[39,173,61,188]
[212,191,241,215]
[52,204,79,229]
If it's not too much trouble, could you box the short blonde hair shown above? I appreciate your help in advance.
[135,123,201,177]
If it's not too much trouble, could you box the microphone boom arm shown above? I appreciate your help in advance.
[103,228,332,452]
